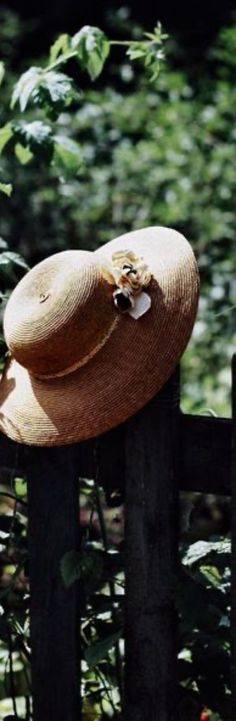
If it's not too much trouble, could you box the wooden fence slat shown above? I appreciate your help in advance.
[124,371,180,721]
[0,414,231,496]
[24,445,81,721]
[0,365,233,720]
[231,354,236,718]
[180,414,231,495]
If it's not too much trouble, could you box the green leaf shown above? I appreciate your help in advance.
[13,120,53,147]
[126,23,167,83]
[200,564,221,588]
[0,62,5,87]
[219,614,230,628]
[61,547,104,589]
[50,33,70,63]
[0,182,12,197]
[127,45,146,61]
[15,143,33,165]
[14,477,27,498]
[71,25,110,80]
[178,648,192,663]
[13,121,54,162]
[84,629,122,668]
[11,66,75,114]
[11,66,43,110]
[54,135,82,171]
[60,550,81,587]
[0,123,13,154]
[182,539,231,567]
[39,71,75,107]
[0,251,28,270]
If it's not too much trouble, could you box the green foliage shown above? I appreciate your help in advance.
[60,479,124,719]
[127,22,167,80]
[84,630,122,669]
[53,135,82,172]
[179,537,231,720]
[60,547,104,589]
[0,183,12,197]
[0,124,13,154]
[9,22,167,120]
[0,479,30,720]
[0,9,235,721]
[11,67,77,115]
[212,25,236,68]
[71,25,110,80]
[0,63,5,88]
[1,18,236,414]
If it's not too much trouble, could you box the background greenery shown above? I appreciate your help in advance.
[0,8,234,721]
[1,10,236,416]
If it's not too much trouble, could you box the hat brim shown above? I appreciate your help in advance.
[0,227,199,446]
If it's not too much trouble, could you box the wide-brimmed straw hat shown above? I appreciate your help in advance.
[0,226,199,446]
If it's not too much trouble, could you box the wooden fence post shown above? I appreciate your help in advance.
[25,445,81,721]
[124,370,180,721]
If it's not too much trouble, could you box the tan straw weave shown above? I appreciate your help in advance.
[0,226,199,446]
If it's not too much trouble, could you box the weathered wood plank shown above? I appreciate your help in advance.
[124,370,180,721]
[24,445,81,721]
[231,354,236,718]
[0,412,232,496]
[179,414,231,495]
[96,424,126,503]
[0,432,25,480]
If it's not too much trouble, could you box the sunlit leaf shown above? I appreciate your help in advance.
[0,62,5,87]
[14,477,27,498]
[182,539,231,567]
[0,122,13,154]
[13,120,54,161]
[71,25,110,80]
[15,142,33,165]
[54,134,82,171]
[200,564,221,588]
[0,251,28,269]
[11,67,76,114]
[50,33,70,63]
[39,71,75,107]
[84,629,122,668]
[127,22,167,82]
[11,66,43,110]
[0,182,12,197]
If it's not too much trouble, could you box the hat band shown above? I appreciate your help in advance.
[34,315,119,380]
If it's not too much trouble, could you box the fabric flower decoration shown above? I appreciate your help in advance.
[102,250,151,295]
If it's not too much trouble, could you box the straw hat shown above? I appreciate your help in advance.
[0,226,199,446]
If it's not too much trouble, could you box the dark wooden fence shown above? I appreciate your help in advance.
[0,358,235,721]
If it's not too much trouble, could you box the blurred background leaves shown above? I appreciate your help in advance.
[0,10,236,414]
[0,6,235,720]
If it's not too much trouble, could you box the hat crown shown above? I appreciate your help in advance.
[4,250,116,377]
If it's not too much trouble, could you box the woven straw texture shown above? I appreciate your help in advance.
[0,227,199,446]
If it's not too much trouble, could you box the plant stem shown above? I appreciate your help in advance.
[93,443,124,704]
[95,666,117,712]
[25,694,31,721]
[8,631,19,719]
[46,51,78,72]
[46,39,152,72]
[110,40,149,46]
[0,490,27,507]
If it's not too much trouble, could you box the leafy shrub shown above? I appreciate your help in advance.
[1,20,236,414]
[0,10,235,721]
